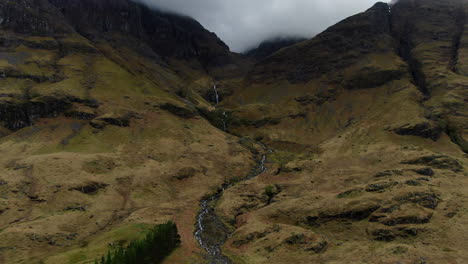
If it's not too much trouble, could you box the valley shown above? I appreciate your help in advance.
[0,0,466,263]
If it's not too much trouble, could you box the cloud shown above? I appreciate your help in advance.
[136,0,386,52]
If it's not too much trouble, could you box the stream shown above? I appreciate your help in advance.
[194,145,271,264]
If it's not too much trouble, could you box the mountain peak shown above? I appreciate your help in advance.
[245,36,307,60]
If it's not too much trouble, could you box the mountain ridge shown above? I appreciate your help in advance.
[0,0,466,263]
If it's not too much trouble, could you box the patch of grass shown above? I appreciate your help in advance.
[96,222,180,264]
[268,150,297,167]
[67,252,87,264]
[45,224,150,264]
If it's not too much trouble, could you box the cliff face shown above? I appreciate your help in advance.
[0,0,72,35]
[0,0,467,264]
[48,0,234,68]
[391,0,468,153]
[0,0,234,68]
[0,0,243,132]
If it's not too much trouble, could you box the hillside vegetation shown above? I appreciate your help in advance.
[0,0,466,263]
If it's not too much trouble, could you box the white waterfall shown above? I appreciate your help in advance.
[213,84,219,105]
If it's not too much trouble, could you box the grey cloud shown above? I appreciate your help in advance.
[136,0,386,52]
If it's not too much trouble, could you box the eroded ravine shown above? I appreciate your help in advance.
[194,145,270,264]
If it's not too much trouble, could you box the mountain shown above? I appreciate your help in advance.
[245,36,307,61]
[0,1,253,263]
[0,0,467,264]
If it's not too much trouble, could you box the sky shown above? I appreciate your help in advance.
[136,0,386,52]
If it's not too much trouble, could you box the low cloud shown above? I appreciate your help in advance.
[137,0,386,52]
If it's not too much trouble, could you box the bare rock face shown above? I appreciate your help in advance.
[0,0,235,69]
[391,0,468,153]
[392,122,443,141]
[0,0,72,35]
[247,2,392,84]
[0,0,467,264]
[48,0,234,68]
[402,155,464,172]
[0,0,238,134]
[0,97,72,131]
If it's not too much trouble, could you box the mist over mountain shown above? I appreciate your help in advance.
[136,0,385,52]
[245,36,308,60]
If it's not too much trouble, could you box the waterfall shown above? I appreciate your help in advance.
[213,84,219,105]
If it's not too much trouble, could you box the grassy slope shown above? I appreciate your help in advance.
[215,1,468,263]
[0,30,254,264]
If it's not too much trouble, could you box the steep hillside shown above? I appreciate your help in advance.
[217,1,468,263]
[0,0,253,263]
[0,0,467,264]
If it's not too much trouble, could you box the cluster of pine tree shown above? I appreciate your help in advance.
[96,221,181,264]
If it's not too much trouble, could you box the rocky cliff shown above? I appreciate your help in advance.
[0,0,467,264]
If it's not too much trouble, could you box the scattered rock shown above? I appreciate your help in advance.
[402,155,463,172]
[337,188,364,198]
[65,109,96,120]
[365,181,398,192]
[97,115,129,127]
[65,206,86,212]
[253,117,281,128]
[159,103,197,119]
[369,228,396,241]
[405,180,422,186]
[82,158,117,174]
[370,203,433,226]
[416,177,431,182]
[233,226,281,247]
[392,122,443,141]
[90,111,140,128]
[173,167,197,180]
[375,170,403,177]
[284,233,328,253]
[411,167,435,176]
[394,191,440,209]
[294,90,337,106]
[69,182,108,195]
[370,226,426,241]
[89,119,107,129]
[280,166,303,173]
[0,95,79,131]
[27,232,78,246]
[28,195,46,202]
[307,200,381,226]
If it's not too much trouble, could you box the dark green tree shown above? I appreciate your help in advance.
[98,221,181,264]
